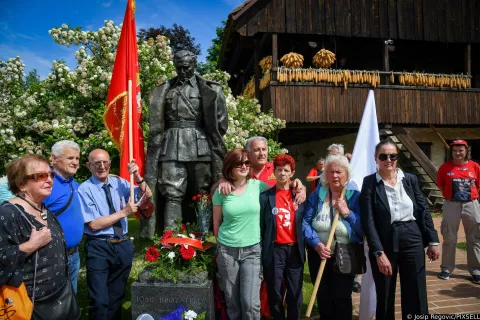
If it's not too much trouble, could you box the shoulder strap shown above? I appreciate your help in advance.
[53,182,74,217]
[9,203,39,305]
[329,190,337,241]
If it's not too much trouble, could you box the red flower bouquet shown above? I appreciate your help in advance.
[191,193,213,239]
[143,222,214,283]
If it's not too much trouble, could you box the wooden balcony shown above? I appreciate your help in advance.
[262,82,480,125]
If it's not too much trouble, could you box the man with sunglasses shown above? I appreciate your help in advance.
[79,149,152,320]
[437,139,480,284]
[43,140,84,293]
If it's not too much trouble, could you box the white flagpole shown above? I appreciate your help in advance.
[347,90,379,320]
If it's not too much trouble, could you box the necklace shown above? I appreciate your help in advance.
[19,194,47,220]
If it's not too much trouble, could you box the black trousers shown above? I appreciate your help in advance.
[307,245,354,320]
[370,221,428,320]
[264,243,304,320]
[84,238,134,320]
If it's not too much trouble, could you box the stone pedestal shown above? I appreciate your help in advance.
[131,280,214,320]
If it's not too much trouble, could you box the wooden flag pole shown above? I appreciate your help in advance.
[128,80,134,203]
[306,187,347,317]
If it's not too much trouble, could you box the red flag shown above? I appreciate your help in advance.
[104,0,144,180]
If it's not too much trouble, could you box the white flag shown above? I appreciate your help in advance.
[347,90,379,320]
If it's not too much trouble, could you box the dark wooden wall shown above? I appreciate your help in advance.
[236,0,480,43]
[266,84,480,124]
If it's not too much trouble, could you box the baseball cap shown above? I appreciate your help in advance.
[450,139,468,147]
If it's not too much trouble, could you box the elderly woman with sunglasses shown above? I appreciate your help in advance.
[359,141,440,320]
[0,155,72,305]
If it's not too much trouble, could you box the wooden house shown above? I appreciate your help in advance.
[218,0,480,207]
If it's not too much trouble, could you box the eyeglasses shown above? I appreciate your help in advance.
[377,153,399,161]
[25,171,55,181]
[234,161,250,168]
[91,161,111,168]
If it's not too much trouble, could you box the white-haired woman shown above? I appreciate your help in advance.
[302,154,364,320]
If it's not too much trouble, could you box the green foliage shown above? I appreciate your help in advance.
[456,242,467,251]
[138,24,201,56]
[196,21,225,75]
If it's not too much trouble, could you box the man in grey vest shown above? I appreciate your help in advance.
[144,50,228,236]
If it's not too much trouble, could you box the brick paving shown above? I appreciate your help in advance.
[351,217,480,319]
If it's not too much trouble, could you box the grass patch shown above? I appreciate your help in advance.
[431,212,443,218]
[456,242,467,251]
[301,262,318,315]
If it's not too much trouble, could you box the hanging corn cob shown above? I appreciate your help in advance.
[259,56,273,74]
[280,52,304,68]
[312,49,336,68]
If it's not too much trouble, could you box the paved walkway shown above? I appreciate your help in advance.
[352,217,480,319]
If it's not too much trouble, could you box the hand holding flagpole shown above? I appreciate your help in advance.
[306,187,347,317]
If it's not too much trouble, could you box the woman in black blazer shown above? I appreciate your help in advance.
[359,141,440,320]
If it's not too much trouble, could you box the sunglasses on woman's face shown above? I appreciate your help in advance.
[25,171,55,181]
[234,161,250,168]
[377,153,399,161]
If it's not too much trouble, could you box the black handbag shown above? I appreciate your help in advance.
[333,242,367,275]
[329,191,367,275]
[32,278,81,320]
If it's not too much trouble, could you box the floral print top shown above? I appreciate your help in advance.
[0,202,67,298]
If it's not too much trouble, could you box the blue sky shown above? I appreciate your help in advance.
[0,0,243,78]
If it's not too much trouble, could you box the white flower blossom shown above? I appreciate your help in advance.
[184,310,197,320]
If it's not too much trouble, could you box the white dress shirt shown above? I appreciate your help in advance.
[376,169,415,224]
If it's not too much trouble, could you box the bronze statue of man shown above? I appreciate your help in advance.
[143,50,228,237]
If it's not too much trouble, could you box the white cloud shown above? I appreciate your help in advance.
[102,1,112,8]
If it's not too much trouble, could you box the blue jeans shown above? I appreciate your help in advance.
[67,250,80,293]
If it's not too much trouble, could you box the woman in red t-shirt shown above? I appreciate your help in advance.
[260,154,305,320]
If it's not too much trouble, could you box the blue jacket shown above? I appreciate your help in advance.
[303,185,364,248]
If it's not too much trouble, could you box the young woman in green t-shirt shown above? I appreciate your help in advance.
[213,148,267,320]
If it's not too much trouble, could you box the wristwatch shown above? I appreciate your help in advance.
[373,251,383,257]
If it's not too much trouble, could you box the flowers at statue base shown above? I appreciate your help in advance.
[183,309,206,320]
[190,193,212,238]
[144,221,214,283]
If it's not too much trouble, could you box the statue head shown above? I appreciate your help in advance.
[174,50,196,82]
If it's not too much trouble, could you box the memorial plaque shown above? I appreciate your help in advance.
[131,280,214,320]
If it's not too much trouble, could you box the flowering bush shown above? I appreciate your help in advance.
[0,22,286,179]
[145,222,214,283]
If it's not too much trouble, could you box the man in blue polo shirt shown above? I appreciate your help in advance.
[44,140,84,293]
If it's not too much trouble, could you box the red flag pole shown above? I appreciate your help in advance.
[128,79,134,203]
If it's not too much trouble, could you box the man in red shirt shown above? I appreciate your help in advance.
[247,136,277,186]
[260,154,305,320]
[306,157,325,192]
[437,139,480,284]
